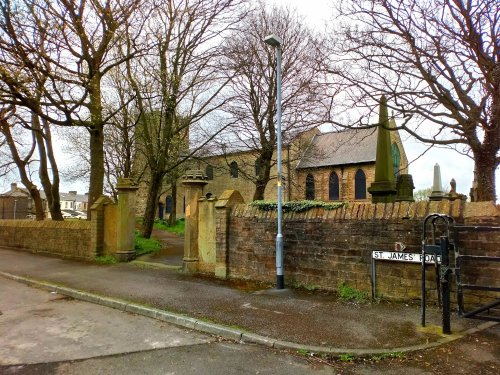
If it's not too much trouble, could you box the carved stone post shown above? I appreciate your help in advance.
[115,178,139,262]
[182,170,208,273]
[368,95,397,203]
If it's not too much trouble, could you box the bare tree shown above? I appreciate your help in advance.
[221,3,328,201]
[60,67,142,200]
[125,0,246,238]
[0,0,143,213]
[0,106,54,220]
[326,0,499,201]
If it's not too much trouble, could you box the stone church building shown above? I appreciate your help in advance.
[136,119,408,218]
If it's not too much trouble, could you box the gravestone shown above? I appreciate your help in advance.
[429,163,445,201]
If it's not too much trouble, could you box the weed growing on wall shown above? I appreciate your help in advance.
[339,354,354,362]
[94,255,117,264]
[251,200,348,213]
[337,281,368,303]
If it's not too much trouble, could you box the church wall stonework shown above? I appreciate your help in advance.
[135,127,409,217]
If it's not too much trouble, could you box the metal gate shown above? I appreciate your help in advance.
[421,214,500,333]
[454,225,500,322]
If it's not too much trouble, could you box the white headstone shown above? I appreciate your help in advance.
[429,163,445,200]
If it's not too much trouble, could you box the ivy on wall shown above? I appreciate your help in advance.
[250,200,348,213]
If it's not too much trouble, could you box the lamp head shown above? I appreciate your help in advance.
[263,34,282,47]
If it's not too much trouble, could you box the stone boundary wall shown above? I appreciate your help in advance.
[0,220,92,260]
[225,200,500,306]
[0,179,138,262]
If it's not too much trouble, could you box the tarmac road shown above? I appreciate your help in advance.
[0,278,336,374]
[1,277,499,375]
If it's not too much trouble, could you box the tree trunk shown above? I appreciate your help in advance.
[87,77,105,218]
[141,172,163,238]
[253,180,267,201]
[88,125,105,214]
[0,114,46,220]
[252,149,273,201]
[168,180,177,227]
[32,115,63,220]
[29,187,45,220]
[472,149,498,202]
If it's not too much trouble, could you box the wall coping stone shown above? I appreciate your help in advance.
[0,220,91,229]
[231,201,499,221]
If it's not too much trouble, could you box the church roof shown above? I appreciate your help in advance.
[296,127,378,169]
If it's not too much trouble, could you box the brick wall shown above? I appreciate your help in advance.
[224,200,499,306]
[0,220,92,260]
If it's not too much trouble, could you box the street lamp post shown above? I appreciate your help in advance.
[264,34,284,290]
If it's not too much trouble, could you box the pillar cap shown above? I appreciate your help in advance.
[116,178,138,191]
[182,170,208,185]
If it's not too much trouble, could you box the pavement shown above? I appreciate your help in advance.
[0,240,496,358]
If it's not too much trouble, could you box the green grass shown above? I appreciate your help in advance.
[134,232,162,256]
[339,354,354,362]
[136,217,185,235]
[152,218,185,235]
[290,281,321,292]
[370,352,406,362]
[94,255,117,264]
[297,348,310,356]
[337,281,368,303]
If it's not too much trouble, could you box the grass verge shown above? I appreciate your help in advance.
[135,232,162,256]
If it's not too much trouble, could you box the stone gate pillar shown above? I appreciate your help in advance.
[215,190,244,278]
[182,170,208,272]
[115,178,139,262]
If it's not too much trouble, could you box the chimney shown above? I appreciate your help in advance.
[10,183,17,192]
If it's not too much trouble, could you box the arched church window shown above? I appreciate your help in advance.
[255,158,262,177]
[354,169,366,199]
[206,165,214,180]
[329,172,340,200]
[305,173,315,200]
[230,161,238,178]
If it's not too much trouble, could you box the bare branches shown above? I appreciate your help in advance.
[327,0,499,200]
[220,3,327,200]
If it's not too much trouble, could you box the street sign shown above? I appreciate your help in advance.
[372,251,441,264]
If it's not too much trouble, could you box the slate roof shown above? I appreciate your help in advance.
[59,192,88,203]
[0,185,30,198]
[39,191,88,203]
[296,128,378,169]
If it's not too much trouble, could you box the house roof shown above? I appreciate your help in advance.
[59,192,88,203]
[0,184,31,198]
[0,190,29,198]
[296,127,378,169]
[38,191,88,203]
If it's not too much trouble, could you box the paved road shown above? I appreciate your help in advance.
[0,278,334,374]
[1,277,499,374]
